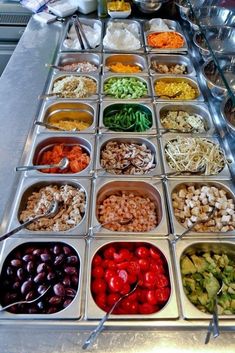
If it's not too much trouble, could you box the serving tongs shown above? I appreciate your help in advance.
[72,15,92,50]
[0,201,59,242]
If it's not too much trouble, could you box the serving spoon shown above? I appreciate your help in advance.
[0,285,51,312]
[82,282,139,350]
[35,121,78,132]
[0,201,59,242]
[205,278,224,344]
[91,217,133,232]
[16,157,69,172]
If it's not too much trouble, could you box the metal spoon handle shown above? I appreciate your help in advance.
[82,282,138,350]
[212,296,220,338]
[16,163,60,171]
[35,121,67,131]
[74,16,92,49]
[0,214,43,242]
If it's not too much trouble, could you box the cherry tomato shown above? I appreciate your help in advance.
[143,271,157,289]
[127,261,140,275]
[155,274,169,288]
[91,279,107,294]
[114,249,132,262]
[120,283,131,295]
[149,261,164,273]
[138,258,150,271]
[104,269,116,282]
[108,276,124,292]
[103,259,116,270]
[149,247,162,262]
[139,303,157,314]
[127,273,137,285]
[135,246,150,259]
[118,269,128,283]
[107,293,120,307]
[95,293,107,310]
[92,266,104,279]
[120,298,138,314]
[136,288,148,303]
[127,291,138,302]
[146,290,158,305]
[92,254,102,267]
[116,261,129,270]
[155,287,170,304]
[103,246,116,259]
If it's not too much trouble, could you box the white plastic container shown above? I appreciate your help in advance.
[75,0,98,14]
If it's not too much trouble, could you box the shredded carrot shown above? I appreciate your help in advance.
[147,32,185,49]
[39,144,90,174]
[108,62,142,74]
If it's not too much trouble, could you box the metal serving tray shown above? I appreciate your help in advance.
[94,134,162,177]
[103,53,148,75]
[166,179,235,238]
[144,18,183,34]
[85,237,178,319]
[53,53,102,74]
[152,75,204,102]
[159,133,232,180]
[90,178,169,236]
[148,54,196,76]
[5,177,91,237]
[143,19,187,54]
[36,100,98,134]
[155,102,214,135]
[99,101,157,135]
[60,18,103,52]
[0,237,86,320]
[20,134,95,178]
[103,19,144,53]
[46,73,100,100]
[174,239,235,320]
[102,73,152,100]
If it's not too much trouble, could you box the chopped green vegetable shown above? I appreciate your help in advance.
[104,77,148,99]
[181,251,235,314]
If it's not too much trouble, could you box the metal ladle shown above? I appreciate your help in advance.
[91,217,133,232]
[82,282,139,350]
[16,157,69,172]
[0,285,51,312]
[0,200,59,242]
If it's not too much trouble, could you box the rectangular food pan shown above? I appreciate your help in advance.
[174,239,235,320]
[166,179,235,238]
[60,18,103,52]
[103,19,144,53]
[143,18,183,34]
[90,178,169,236]
[155,102,214,135]
[36,100,98,134]
[99,101,157,135]
[102,73,152,101]
[160,133,232,180]
[19,134,95,178]
[46,73,100,101]
[103,53,148,75]
[94,134,162,177]
[151,75,204,102]
[53,53,102,74]
[85,237,178,319]
[148,54,196,76]
[0,236,86,319]
[5,177,91,237]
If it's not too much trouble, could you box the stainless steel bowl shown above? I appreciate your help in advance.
[202,56,235,99]
[132,0,162,13]
[221,95,235,135]
[193,26,235,59]
[186,6,235,31]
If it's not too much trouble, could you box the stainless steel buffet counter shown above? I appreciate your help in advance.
[0,13,235,353]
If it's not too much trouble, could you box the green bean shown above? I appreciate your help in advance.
[103,105,152,132]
